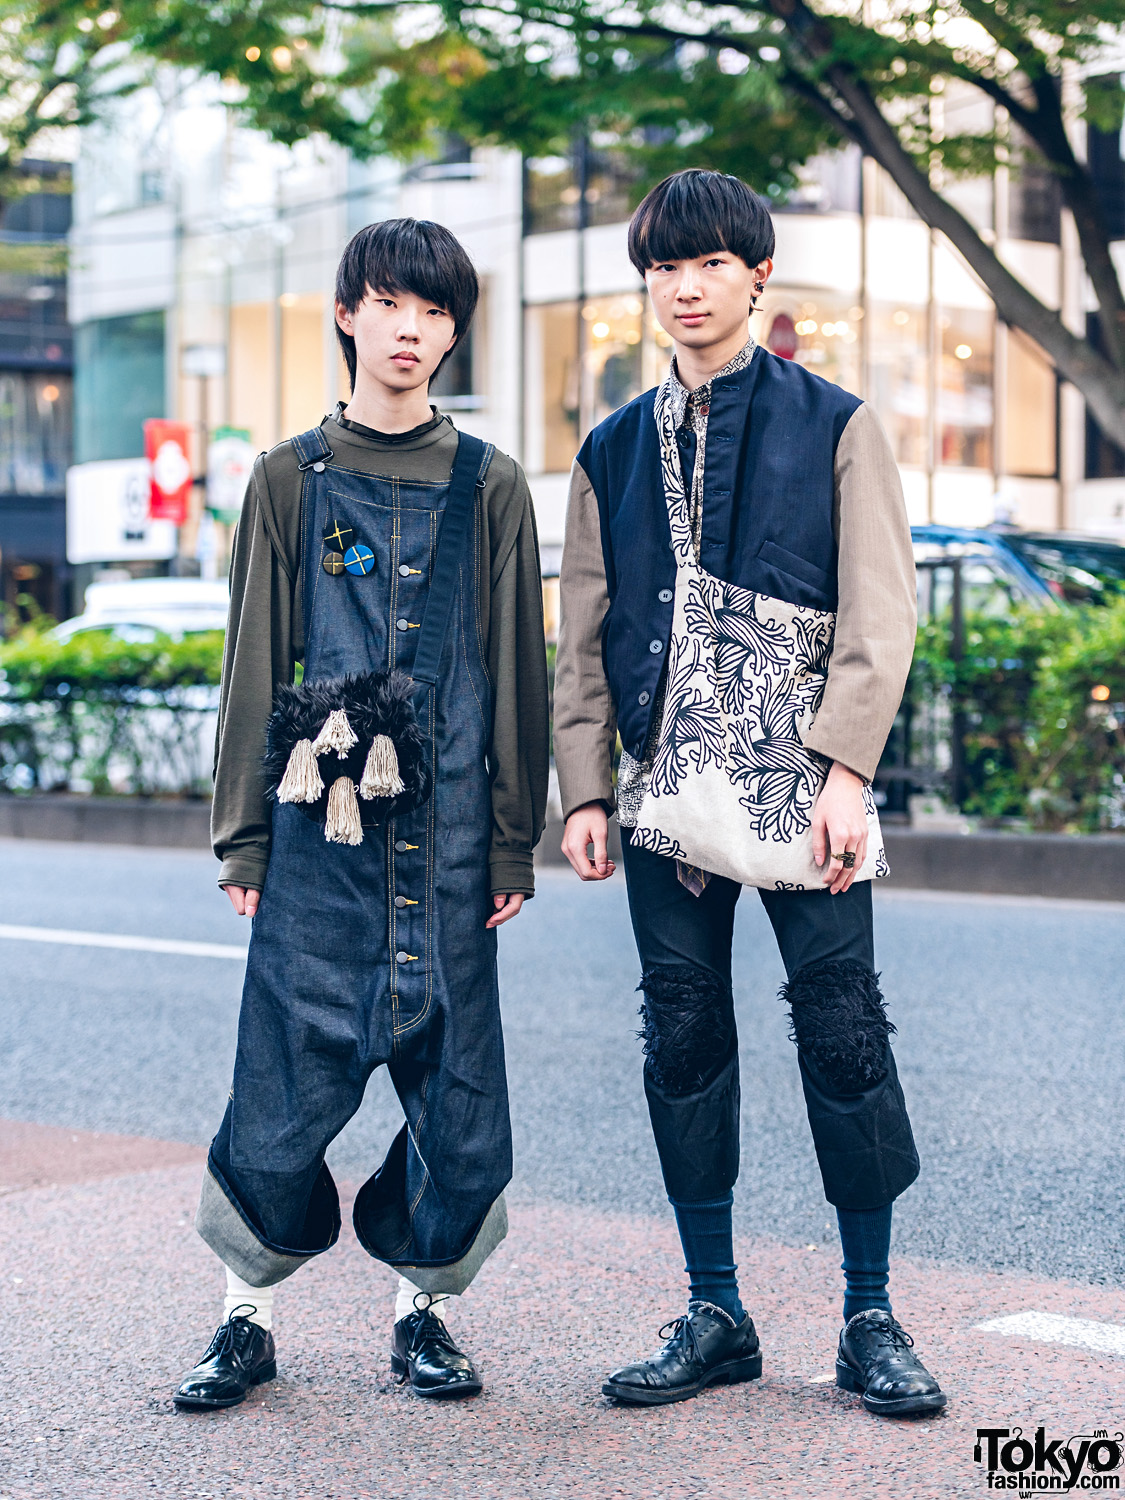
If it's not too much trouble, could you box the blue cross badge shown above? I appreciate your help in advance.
[344,544,376,576]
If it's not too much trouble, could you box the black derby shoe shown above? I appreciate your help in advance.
[173,1312,277,1411]
[836,1309,947,1417]
[602,1301,763,1407]
[391,1310,482,1399]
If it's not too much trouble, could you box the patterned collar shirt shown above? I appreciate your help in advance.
[617,335,758,896]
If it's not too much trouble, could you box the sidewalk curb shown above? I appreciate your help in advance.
[3,796,1123,901]
[536,817,1125,903]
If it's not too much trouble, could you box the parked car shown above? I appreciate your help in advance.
[52,578,230,642]
[910,526,1125,617]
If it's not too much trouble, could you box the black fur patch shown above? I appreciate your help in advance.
[780,958,894,1095]
[262,669,431,828]
[636,964,735,1097]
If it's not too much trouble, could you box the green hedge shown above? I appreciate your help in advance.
[0,628,225,796]
[908,600,1125,831]
[4,604,1125,829]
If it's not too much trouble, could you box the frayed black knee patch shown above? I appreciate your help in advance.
[780,958,894,1095]
[636,964,734,1097]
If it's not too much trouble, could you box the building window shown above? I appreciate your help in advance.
[868,303,928,467]
[524,301,579,473]
[524,142,639,236]
[0,371,72,494]
[939,309,993,469]
[584,295,644,429]
[754,296,861,395]
[74,311,165,463]
[1003,329,1056,477]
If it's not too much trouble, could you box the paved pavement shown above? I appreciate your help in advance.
[1,838,1124,1498]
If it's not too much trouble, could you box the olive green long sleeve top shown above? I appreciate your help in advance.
[211,406,549,897]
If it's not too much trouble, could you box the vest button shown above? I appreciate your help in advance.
[395,951,410,964]
[396,618,410,631]
[658,588,673,603]
[312,461,326,472]
[649,639,663,654]
[395,895,409,909]
[395,840,409,853]
[399,564,413,577]
[638,691,650,706]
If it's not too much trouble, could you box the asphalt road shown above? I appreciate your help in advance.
[1,835,1122,1285]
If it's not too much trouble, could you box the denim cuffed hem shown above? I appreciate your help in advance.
[195,1161,340,1287]
[390,1194,509,1295]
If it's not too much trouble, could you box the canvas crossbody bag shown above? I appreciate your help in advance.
[262,428,492,846]
[630,379,886,891]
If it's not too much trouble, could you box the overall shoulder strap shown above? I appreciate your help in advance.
[410,432,494,698]
[290,424,334,471]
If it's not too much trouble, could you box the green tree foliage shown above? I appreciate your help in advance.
[3,0,1125,428]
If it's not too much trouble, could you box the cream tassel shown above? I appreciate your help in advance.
[325,776,363,845]
[359,735,405,799]
[311,709,358,758]
[276,739,324,804]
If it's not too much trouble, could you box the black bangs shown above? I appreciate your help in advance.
[334,217,480,389]
[628,169,775,275]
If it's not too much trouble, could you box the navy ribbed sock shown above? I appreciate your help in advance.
[669,1193,745,1324]
[836,1203,893,1324]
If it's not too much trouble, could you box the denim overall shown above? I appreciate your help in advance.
[197,424,511,1294]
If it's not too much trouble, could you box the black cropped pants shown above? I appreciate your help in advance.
[620,832,919,1212]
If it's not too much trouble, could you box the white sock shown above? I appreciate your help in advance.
[224,1265,276,1331]
[395,1276,455,1324]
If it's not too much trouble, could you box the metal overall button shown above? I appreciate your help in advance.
[395,840,418,853]
[395,950,418,964]
[397,618,419,632]
[399,564,422,578]
[394,895,418,909]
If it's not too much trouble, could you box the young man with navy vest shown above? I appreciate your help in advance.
[554,170,946,1416]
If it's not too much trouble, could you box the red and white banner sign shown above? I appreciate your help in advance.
[144,419,193,525]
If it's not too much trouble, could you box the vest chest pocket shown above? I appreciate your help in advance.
[755,540,833,600]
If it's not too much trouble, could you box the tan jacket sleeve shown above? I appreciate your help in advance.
[554,460,618,820]
[804,402,917,782]
[486,473,549,898]
[210,458,297,890]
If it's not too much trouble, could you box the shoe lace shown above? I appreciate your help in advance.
[870,1319,914,1353]
[208,1305,258,1359]
[406,1295,459,1355]
[657,1315,702,1364]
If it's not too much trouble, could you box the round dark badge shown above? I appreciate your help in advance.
[322,551,346,576]
[323,520,355,552]
[344,544,376,576]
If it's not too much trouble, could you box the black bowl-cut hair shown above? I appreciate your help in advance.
[628,169,775,276]
[334,217,479,390]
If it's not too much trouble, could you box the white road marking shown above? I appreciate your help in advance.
[976,1311,1125,1358]
[0,923,247,961]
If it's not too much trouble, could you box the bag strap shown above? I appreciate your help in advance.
[291,424,335,471]
[410,431,493,700]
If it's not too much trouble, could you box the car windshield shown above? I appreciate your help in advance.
[1004,536,1125,604]
[913,541,1037,619]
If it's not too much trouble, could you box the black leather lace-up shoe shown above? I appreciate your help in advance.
[391,1309,483,1399]
[836,1309,947,1416]
[173,1308,277,1411]
[602,1301,763,1407]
